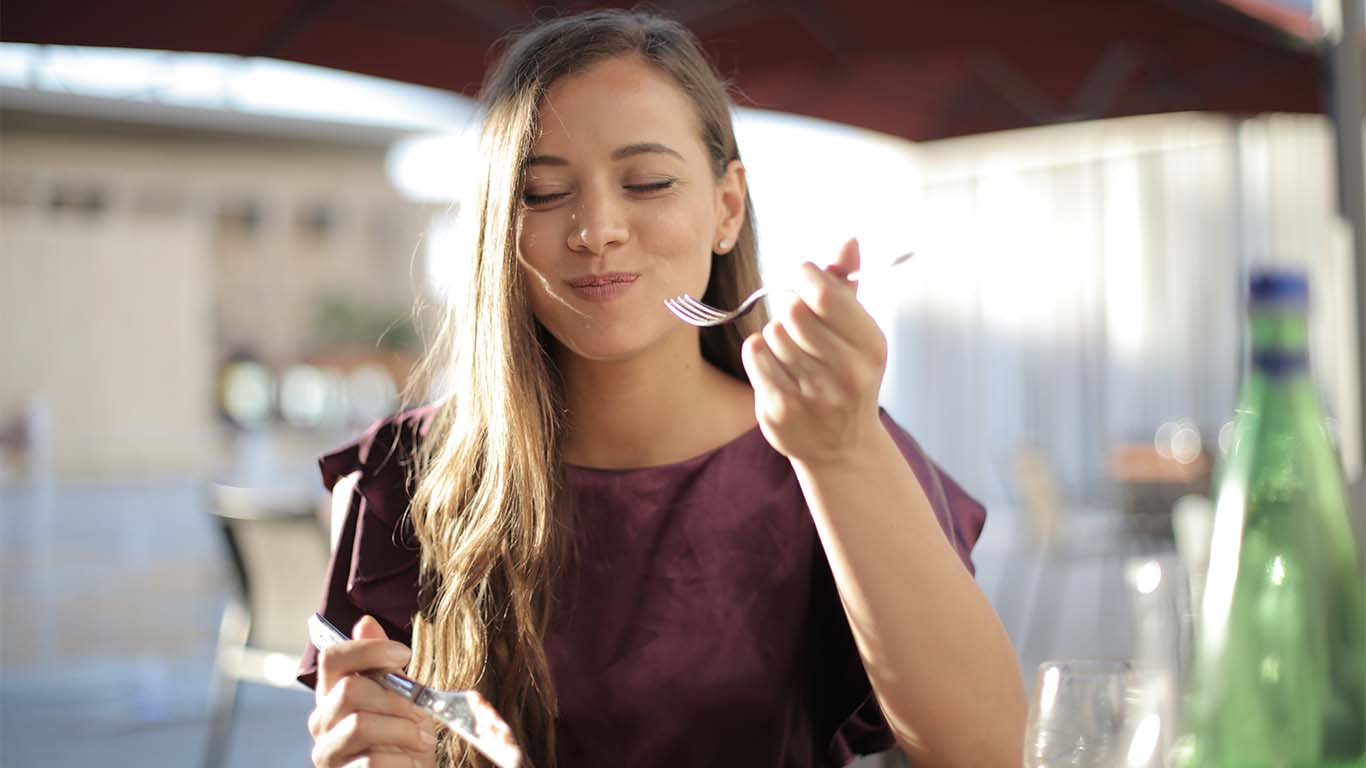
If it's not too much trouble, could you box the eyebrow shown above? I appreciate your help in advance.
[526,142,685,167]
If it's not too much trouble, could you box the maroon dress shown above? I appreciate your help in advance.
[298,406,986,767]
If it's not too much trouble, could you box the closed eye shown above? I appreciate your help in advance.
[626,180,675,194]
[523,191,569,206]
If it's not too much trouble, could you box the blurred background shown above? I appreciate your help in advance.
[2,0,1363,766]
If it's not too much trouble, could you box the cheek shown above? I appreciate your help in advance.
[516,216,552,268]
[637,204,713,286]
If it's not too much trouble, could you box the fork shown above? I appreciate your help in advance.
[307,613,522,768]
[664,251,914,327]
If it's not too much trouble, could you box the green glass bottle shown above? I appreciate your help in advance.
[1180,270,1366,767]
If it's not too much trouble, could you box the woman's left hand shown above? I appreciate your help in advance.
[742,238,888,469]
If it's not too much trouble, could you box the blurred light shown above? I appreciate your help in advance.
[157,53,230,108]
[1261,655,1281,683]
[1171,420,1203,464]
[1102,144,1147,358]
[973,156,1055,338]
[263,652,300,687]
[34,46,165,99]
[221,362,274,427]
[0,43,476,133]
[1038,665,1061,718]
[229,58,467,130]
[1202,485,1247,650]
[0,43,35,87]
[424,209,468,301]
[280,364,348,428]
[1269,555,1286,586]
[1316,0,1343,40]
[385,130,481,203]
[348,364,397,423]
[733,108,920,282]
[1135,560,1164,595]
[1127,713,1162,767]
[1154,421,1176,459]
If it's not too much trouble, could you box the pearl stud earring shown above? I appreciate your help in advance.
[717,239,730,252]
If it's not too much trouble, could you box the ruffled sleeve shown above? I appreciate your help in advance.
[296,405,438,689]
[813,409,987,765]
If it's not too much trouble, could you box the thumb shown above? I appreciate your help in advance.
[352,615,390,641]
[827,238,861,282]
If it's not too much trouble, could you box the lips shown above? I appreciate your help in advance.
[566,272,640,302]
[567,272,640,288]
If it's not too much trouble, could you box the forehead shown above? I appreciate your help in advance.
[533,55,704,155]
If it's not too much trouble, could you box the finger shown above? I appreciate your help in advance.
[314,711,435,767]
[792,261,881,348]
[742,333,798,395]
[355,756,432,768]
[339,756,422,768]
[761,318,825,381]
[826,237,861,280]
[352,615,391,641]
[775,292,856,363]
[317,674,427,735]
[316,621,410,701]
[324,744,422,768]
[317,637,411,701]
[321,745,415,768]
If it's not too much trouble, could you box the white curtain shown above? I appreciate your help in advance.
[865,113,1356,510]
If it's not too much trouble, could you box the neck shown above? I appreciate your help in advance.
[556,329,755,469]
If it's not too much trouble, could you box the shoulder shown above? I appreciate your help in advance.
[318,404,440,530]
[319,404,440,493]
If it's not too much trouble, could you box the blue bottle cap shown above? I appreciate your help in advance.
[1252,349,1309,374]
[1249,270,1308,305]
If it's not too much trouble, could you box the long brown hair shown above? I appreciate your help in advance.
[403,10,765,766]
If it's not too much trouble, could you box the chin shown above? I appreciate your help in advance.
[557,335,652,363]
[545,320,663,363]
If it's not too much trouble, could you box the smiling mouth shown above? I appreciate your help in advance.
[566,272,640,302]
[567,272,640,288]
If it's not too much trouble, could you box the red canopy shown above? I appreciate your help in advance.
[1,0,1326,141]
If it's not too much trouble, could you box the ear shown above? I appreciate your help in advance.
[713,159,747,254]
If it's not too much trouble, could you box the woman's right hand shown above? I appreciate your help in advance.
[308,615,438,767]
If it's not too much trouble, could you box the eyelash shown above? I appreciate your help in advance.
[522,191,567,206]
[626,180,675,194]
[522,179,676,207]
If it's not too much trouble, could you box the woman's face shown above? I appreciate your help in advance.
[516,54,745,362]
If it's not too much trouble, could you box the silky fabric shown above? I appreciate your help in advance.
[298,406,986,767]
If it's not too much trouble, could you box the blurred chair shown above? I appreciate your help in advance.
[204,483,329,768]
[999,446,1067,660]
[1001,446,1133,673]
[1107,435,1212,546]
[1013,446,1065,552]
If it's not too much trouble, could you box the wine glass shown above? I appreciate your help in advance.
[1024,659,1164,768]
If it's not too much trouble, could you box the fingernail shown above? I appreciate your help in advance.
[385,644,411,664]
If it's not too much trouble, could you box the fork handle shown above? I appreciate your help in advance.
[838,250,914,281]
[371,669,427,703]
[308,612,425,702]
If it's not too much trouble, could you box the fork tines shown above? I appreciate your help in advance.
[664,294,729,326]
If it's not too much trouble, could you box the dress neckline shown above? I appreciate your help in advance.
[563,422,766,475]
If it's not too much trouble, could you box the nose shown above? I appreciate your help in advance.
[567,186,629,254]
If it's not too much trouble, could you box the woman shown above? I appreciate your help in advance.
[301,9,1025,767]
